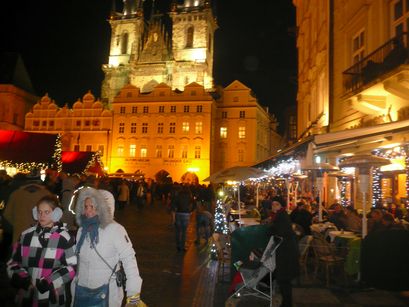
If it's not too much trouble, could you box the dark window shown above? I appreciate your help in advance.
[171,106,176,113]
[222,111,227,119]
[186,26,194,48]
[120,106,126,114]
[196,105,203,112]
[239,111,245,118]
[121,32,128,54]
[49,120,54,127]
[143,106,149,113]
[132,106,137,113]
[184,106,190,113]
[159,106,165,113]
[142,123,148,133]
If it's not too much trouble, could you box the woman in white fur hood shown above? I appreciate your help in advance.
[72,187,143,307]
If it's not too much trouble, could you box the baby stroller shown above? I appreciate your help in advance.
[228,236,283,307]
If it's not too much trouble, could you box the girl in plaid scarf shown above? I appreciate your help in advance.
[7,195,77,306]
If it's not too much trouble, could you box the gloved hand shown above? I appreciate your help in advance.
[10,273,31,290]
[36,278,50,293]
[125,294,143,307]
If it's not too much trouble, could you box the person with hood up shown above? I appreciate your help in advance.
[72,187,143,307]
[7,194,76,306]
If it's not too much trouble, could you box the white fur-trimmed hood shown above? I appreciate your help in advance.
[75,187,113,228]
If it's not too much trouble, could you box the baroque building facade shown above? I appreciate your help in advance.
[292,0,409,207]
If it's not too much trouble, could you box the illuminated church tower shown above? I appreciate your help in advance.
[102,0,217,104]
[102,0,145,103]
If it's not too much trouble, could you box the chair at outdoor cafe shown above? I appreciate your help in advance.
[212,232,231,282]
[311,232,346,287]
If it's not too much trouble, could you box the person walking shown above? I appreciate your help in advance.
[72,187,143,307]
[171,185,193,252]
[268,198,299,307]
[7,195,76,306]
[117,179,130,210]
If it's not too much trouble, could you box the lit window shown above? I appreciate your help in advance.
[196,105,203,112]
[171,106,176,113]
[220,127,227,138]
[143,106,149,113]
[195,122,202,134]
[130,144,136,157]
[131,122,137,133]
[169,122,176,133]
[184,105,190,112]
[181,145,188,158]
[159,106,165,113]
[239,111,245,118]
[117,145,124,156]
[182,122,189,133]
[119,123,125,133]
[120,106,126,114]
[142,123,148,133]
[156,145,162,158]
[194,146,201,159]
[132,106,137,113]
[157,123,164,133]
[140,146,147,158]
[168,145,175,158]
[239,126,246,139]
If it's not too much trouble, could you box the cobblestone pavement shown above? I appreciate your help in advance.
[2,201,409,307]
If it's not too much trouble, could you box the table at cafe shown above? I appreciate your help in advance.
[237,218,260,227]
[328,230,362,276]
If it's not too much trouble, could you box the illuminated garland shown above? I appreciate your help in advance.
[405,145,409,205]
[84,151,105,176]
[210,191,229,260]
[52,134,63,172]
[340,180,347,206]
[0,161,48,173]
[267,157,300,177]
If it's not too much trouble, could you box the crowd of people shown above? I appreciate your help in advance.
[0,168,218,306]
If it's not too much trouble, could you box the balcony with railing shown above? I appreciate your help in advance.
[343,33,409,95]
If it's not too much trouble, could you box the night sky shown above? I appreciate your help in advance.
[1,0,297,133]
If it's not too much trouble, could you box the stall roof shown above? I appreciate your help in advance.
[62,151,104,176]
[0,130,57,164]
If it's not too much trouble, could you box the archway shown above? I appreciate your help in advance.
[181,172,199,185]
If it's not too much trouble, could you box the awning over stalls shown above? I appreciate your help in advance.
[0,130,58,168]
[254,137,313,170]
[61,151,105,176]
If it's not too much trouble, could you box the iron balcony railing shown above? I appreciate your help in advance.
[343,32,409,94]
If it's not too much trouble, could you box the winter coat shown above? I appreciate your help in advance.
[268,209,299,280]
[3,182,51,243]
[7,223,76,306]
[72,187,142,307]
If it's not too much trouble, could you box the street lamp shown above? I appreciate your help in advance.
[302,162,339,222]
[339,154,391,237]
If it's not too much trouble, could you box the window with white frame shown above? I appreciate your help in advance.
[169,122,176,133]
[156,145,162,158]
[142,123,148,134]
[129,144,136,157]
[181,145,188,158]
[168,145,175,158]
[170,106,176,113]
[238,126,246,139]
[119,123,125,133]
[220,127,227,138]
[352,29,365,64]
[157,122,164,133]
[159,106,165,113]
[184,105,190,113]
[392,0,409,36]
[195,122,202,134]
[131,122,137,133]
[194,146,201,159]
[182,122,189,133]
[140,146,147,158]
